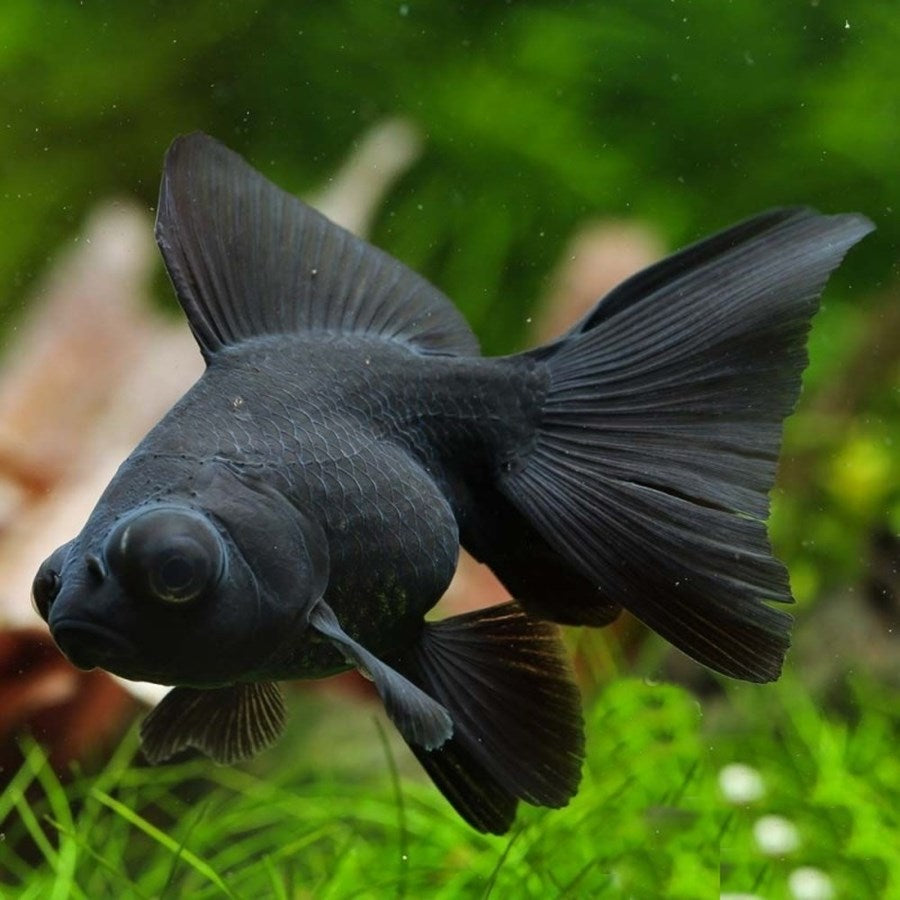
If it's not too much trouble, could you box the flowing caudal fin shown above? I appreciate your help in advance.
[500,208,874,682]
[389,603,584,834]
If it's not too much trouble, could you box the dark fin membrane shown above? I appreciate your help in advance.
[460,479,622,627]
[155,132,478,360]
[503,208,874,682]
[308,601,453,751]
[388,603,585,834]
[562,208,817,336]
[140,682,285,765]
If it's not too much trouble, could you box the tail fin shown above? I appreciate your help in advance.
[500,208,874,682]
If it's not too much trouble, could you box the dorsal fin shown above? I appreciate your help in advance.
[155,132,479,361]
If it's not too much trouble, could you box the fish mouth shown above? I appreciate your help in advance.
[51,618,138,673]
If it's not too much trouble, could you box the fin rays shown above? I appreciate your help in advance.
[156,133,478,360]
[504,208,874,681]
[140,682,286,765]
[390,603,584,833]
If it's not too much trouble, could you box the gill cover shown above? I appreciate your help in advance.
[194,463,330,628]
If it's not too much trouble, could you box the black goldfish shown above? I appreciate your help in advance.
[31,133,873,833]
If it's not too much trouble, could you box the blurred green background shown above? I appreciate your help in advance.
[1,1,897,897]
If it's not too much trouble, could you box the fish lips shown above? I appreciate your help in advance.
[50,616,139,673]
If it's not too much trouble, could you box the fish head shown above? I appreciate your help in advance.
[34,457,328,686]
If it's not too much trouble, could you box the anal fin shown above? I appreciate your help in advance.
[140,681,286,765]
[388,603,585,834]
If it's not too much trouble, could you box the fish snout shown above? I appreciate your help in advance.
[41,550,134,672]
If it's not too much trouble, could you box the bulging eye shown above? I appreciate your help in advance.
[105,507,225,605]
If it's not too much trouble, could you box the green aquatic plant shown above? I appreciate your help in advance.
[2,676,897,897]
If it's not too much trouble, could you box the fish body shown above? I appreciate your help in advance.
[56,333,534,682]
[32,133,874,833]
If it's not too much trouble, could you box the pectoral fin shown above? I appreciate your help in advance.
[308,601,452,751]
[140,682,286,765]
